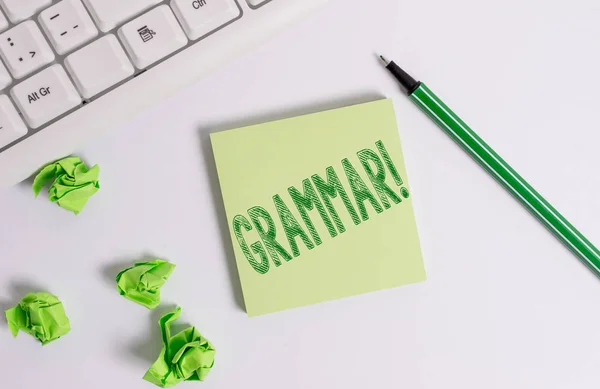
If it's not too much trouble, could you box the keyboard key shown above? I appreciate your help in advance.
[0,0,52,24]
[65,35,134,98]
[82,0,162,32]
[0,60,11,90]
[0,21,56,79]
[0,9,9,33]
[11,65,81,129]
[39,0,99,55]
[171,0,241,41]
[118,5,188,69]
[0,95,27,148]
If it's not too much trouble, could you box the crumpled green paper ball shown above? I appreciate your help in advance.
[4,292,71,345]
[32,156,100,214]
[116,259,176,309]
[144,307,216,388]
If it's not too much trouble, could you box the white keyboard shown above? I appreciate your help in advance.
[0,0,328,186]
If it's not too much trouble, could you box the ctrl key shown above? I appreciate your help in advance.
[11,65,81,129]
[0,95,27,149]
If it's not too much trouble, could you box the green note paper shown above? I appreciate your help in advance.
[144,307,215,388]
[211,99,426,317]
[5,292,71,345]
[32,156,100,214]
[116,259,176,309]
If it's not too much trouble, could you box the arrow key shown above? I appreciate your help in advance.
[0,21,55,79]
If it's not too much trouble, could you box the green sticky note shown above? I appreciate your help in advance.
[116,259,176,309]
[211,99,427,316]
[144,307,216,388]
[32,156,100,214]
[4,292,71,345]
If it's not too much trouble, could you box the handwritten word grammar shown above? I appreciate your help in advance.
[232,140,410,274]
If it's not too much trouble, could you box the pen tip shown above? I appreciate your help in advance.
[379,55,390,66]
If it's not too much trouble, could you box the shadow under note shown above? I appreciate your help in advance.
[127,304,177,363]
[17,173,37,191]
[197,92,385,314]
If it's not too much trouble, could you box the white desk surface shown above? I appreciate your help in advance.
[2,0,600,388]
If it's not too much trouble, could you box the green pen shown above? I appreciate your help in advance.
[380,55,600,277]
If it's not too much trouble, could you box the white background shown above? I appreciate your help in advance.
[2,0,600,388]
